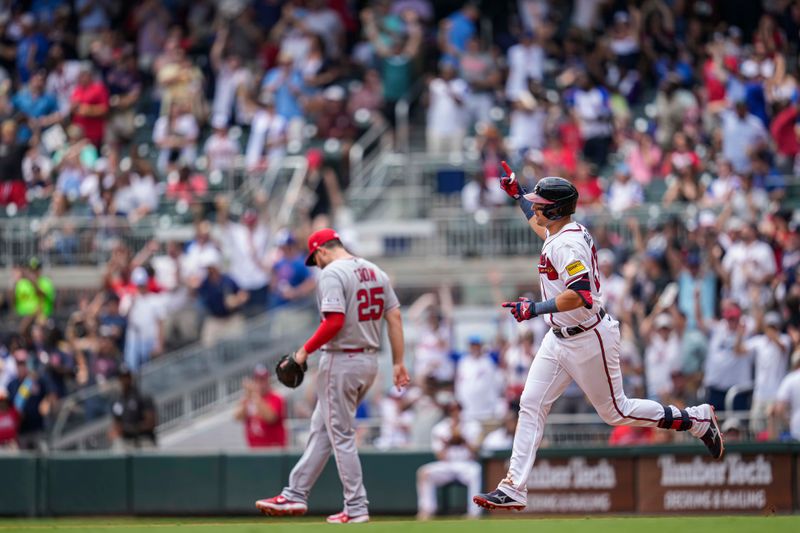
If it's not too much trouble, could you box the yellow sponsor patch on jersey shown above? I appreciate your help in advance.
[566,260,587,276]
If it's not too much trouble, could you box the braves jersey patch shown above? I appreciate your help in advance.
[538,254,558,280]
[566,260,587,276]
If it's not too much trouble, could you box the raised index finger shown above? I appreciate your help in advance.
[500,161,513,178]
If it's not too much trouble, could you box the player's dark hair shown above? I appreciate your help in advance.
[320,239,344,250]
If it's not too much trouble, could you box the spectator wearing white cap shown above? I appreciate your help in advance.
[770,349,800,440]
[738,311,791,433]
[124,267,165,370]
[642,313,682,402]
[204,115,241,173]
[190,249,249,347]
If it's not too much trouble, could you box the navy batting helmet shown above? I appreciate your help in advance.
[524,177,578,220]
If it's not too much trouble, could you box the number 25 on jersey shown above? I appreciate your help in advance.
[357,287,384,321]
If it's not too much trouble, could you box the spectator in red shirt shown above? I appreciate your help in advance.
[573,160,603,207]
[0,388,19,449]
[769,99,799,171]
[235,365,287,448]
[608,425,655,446]
[661,132,700,176]
[70,65,110,148]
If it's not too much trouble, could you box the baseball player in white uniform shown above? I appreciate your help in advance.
[416,402,483,520]
[257,228,410,523]
[473,163,724,511]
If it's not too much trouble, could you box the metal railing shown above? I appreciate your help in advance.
[350,203,705,261]
[350,121,392,188]
[394,79,426,155]
[0,215,162,268]
[49,303,317,450]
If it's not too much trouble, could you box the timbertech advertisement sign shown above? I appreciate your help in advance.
[485,451,795,514]
[485,456,635,513]
[638,453,793,513]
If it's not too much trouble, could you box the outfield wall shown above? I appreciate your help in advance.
[1,443,798,517]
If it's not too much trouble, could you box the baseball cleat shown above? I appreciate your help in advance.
[472,489,526,511]
[699,405,725,460]
[256,495,308,516]
[326,511,369,524]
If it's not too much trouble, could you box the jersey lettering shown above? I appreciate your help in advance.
[589,245,601,292]
[580,226,602,292]
[356,287,385,321]
[354,267,377,283]
[538,254,559,280]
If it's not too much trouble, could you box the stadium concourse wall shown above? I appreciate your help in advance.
[1,443,799,517]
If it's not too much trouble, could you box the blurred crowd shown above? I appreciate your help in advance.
[4,0,800,453]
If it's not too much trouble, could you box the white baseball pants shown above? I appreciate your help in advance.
[498,314,712,503]
[417,460,482,517]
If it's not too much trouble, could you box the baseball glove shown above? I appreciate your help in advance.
[276,353,308,388]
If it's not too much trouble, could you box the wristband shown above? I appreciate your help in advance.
[534,298,559,315]
[519,195,536,220]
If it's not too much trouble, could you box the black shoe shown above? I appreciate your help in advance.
[700,405,725,460]
[472,489,526,511]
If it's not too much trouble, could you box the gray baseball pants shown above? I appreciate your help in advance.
[281,352,378,516]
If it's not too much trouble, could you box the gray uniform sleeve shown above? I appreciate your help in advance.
[382,273,400,312]
[318,270,346,314]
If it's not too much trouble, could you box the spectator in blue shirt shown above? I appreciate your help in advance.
[16,14,49,84]
[750,150,786,200]
[6,349,55,451]
[11,70,61,143]
[269,230,316,308]
[438,3,479,62]
[194,250,249,347]
[261,53,306,144]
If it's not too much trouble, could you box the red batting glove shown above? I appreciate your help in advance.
[501,297,536,322]
[499,160,522,199]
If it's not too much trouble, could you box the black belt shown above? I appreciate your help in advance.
[552,309,606,339]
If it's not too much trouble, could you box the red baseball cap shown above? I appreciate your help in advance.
[722,305,742,320]
[306,228,340,266]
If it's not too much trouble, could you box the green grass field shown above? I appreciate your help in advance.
[1,516,799,533]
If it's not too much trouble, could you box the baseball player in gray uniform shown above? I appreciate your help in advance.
[257,228,410,524]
